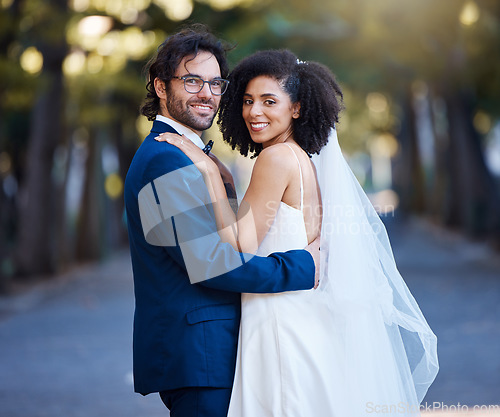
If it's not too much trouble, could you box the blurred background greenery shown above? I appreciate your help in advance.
[0,0,499,288]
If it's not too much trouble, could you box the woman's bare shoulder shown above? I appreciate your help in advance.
[253,143,297,174]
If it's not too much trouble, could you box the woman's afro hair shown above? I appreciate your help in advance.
[218,49,343,157]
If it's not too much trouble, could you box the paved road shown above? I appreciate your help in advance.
[0,216,499,416]
[385,216,500,412]
[0,253,166,417]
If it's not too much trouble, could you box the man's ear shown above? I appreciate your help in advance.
[154,78,167,100]
[292,102,301,119]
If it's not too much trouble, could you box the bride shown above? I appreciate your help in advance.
[157,49,438,416]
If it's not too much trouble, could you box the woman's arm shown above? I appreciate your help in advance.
[236,145,294,252]
[155,133,241,249]
[155,134,294,253]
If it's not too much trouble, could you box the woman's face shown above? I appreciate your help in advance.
[242,76,300,148]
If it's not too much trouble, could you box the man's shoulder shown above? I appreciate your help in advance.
[150,119,178,135]
[125,128,192,192]
[137,120,184,161]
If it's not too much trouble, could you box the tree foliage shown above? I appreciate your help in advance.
[0,0,499,285]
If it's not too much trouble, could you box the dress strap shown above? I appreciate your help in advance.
[283,143,304,211]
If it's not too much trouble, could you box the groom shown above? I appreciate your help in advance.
[124,24,319,417]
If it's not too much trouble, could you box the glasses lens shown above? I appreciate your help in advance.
[183,77,203,93]
[210,79,229,95]
[182,76,229,95]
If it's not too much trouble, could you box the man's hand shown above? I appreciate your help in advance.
[208,153,238,214]
[305,235,321,289]
[208,153,236,196]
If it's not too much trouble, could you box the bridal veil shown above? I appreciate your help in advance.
[311,128,439,415]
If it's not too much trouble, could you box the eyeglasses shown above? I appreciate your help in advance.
[172,76,229,95]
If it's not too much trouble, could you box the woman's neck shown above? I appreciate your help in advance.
[262,125,295,149]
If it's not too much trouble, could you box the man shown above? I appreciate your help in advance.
[124,25,319,417]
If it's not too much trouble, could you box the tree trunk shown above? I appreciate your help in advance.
[75,128,104,261]
[110,117,130,247]
[427,93,451,224]
[393,86,426,214]
[15,0,69,277]
[0,0,24,287]
[15,66,66,275]
[444,89,500,237]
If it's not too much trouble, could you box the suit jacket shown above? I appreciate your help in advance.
[124,120,314,395]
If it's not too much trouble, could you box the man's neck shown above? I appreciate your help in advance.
[155,115,205,149]
[156,115,199,135]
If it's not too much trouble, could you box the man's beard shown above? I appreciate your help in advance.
[165,93,217,132]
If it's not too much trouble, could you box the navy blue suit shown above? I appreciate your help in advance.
[124,120,314,399]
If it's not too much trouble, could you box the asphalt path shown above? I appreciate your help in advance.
[0,216,499,416]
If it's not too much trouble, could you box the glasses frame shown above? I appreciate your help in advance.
[172,75,229,96]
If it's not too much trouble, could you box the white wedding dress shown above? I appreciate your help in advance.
[227,135,438,417]
[228,145,349,416]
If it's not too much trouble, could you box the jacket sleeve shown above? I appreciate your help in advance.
[139,145,315,293]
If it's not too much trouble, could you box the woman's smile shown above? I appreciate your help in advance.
[242,76,300,147]
[249,122,270,132]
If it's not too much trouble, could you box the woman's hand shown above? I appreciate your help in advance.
[156,132,239,248]
[155,132,217,175]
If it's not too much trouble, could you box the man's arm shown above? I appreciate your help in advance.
[140,147,315,293]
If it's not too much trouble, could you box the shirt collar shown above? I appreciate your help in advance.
[155,115,205,149]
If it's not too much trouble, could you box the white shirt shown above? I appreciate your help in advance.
[155,115,205,149]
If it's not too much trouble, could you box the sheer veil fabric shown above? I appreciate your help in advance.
[311,128,438,415]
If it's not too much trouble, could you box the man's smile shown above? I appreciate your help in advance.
[191,104,213,112]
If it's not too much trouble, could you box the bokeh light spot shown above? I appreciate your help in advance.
[0,152,12,175]
[369,189,400,214]
[20,47,43,74]
[105,173,124,199]
[366,92,388,113]
[121,7,139,24]
[63,50,86,76]
[474,111,491,135]
[97,31,120,56]
[87,53,104,73]
[460,1,480,26]
[78,15,113,37]
[136,115,151,140]
[205,0,247,11]
[154,0,193,21]
[370,133,399,158]
[70,0,89,12]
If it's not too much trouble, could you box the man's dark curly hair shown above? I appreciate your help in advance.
[218,49,343,157]
[140,24,230,121]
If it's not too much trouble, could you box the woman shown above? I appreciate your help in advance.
[157,50,438,416]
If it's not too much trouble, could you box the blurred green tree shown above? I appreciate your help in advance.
[13,0,69,276]
[0,0,499,283]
